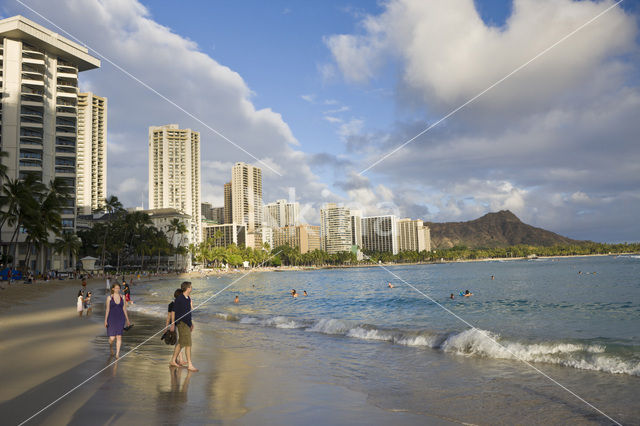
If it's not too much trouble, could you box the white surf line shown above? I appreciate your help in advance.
[14,0,282,177]
[18,251,282,426]
[377,264,621,425]
[359,0,625,175]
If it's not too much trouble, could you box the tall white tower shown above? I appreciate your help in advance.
[148,124,201,243]
[0,16,100,270]
[76,92,107,215]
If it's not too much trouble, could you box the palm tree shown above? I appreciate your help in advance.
[54,232,81,271]
[4,175,45,270]
[98,195,123,272]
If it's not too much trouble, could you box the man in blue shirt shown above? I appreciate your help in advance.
[170,281,198,371]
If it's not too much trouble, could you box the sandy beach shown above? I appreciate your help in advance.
[0,277,440,425]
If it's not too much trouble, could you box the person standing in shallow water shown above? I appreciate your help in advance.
[105,282,131,358]
[77,290,84,317]
[171,281,198,372]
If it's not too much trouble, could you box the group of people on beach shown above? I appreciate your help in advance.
[163,281,198,372]
[76,289,93,316]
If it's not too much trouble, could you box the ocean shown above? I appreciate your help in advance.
[126,255,640,424]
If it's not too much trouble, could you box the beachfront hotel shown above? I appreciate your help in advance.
[361,215,399,255]
[148,124,202,244]
[231,162,263,231]
[76,92,107,215]
[223,181,232,224]
[202,222,247,248]
[397,218,431,252]
[264,199,300,228]
[0,15,100,271]
[320,203,353,254]
[273,224,321,254]
[349,209,363,248]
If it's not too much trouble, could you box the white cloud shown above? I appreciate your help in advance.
[327,0,635,110]
[323,116,342,124]
[324,0,640,241]
[324,105,350,114]
[7,0,334,208]
[301,94,315,103]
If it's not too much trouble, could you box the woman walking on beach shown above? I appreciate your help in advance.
[105,282,131,358]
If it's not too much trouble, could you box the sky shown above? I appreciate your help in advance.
[2,0,639,242]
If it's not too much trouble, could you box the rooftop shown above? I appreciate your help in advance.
[0,15,100,71]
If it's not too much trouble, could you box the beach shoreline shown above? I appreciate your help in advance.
[0,270,437,425]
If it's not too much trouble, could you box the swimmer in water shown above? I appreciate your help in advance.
[491,275,495,280]
[388,282,394,288]
[234,295,239,304]
[291,289,298,298]
[303,290,308,296]
[464,290,472,297]
[450,293,455,300]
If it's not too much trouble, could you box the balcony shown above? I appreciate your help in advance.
[55,167,75,175]
[22,57,45,66]
[56,130,76,138]
[21,93,44,104]
[56,106,76,115]
[20,140,43,147]
[19,159,42,168]
[21,73,44,83]
[56,98,76,107]
[21,107,44,117]
[56,137,76,147]
[20,151,43,160]
[21,120,43,128]
[57,91,77,99]
[56,85,77,94]
[20,128,43,139]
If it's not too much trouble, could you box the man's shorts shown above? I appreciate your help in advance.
[177,322,192,347]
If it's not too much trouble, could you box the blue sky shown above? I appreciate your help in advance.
[4,0,639,242]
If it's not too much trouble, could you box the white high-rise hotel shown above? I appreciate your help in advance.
[76,92,107,215]
[264,199,299,228]
[0,16,100,269]
[231,162,262,232]
[148,124,201,243]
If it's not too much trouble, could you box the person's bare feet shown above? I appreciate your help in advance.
[187,365,199,372]
[169,361,180,367]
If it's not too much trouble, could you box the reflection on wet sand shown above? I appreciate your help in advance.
[206,348,254,419]
[155,367,192,424]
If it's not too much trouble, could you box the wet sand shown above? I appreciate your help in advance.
[0,280,442,425]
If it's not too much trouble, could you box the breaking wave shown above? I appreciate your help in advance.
[126,302,640,376]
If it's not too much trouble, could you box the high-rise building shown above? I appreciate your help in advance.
[211,206,224,224]
[223,181,232,224]
[201,202,213,221]
[231,162,262,231]
[264,199,300,228]
[423,226,431,252]
[397,218,431,252]
[76,92,107,215]
[320,203,353,254]
[148,124,201,243]
[0,16,100,270]
[349,209,363,248]
[362,215,398,254]
[273,224,321,254]
[202,223,246,248]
